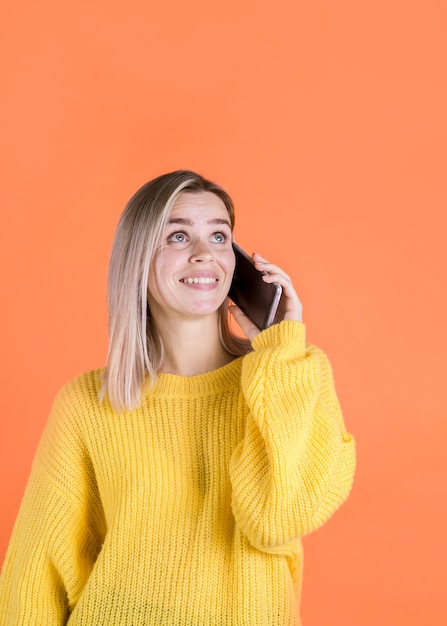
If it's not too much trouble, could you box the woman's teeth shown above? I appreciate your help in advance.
[182,277,217,284]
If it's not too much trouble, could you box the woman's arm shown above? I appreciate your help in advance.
[0,383,106,625]
[229,253,355,554]
[229,319,355,555]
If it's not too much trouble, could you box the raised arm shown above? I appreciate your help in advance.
[229,320,355,555]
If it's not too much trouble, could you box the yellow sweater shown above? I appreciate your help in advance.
[0,322,355,625]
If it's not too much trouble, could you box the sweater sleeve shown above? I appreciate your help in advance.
[0,381,106,625]
[229,321,356,555]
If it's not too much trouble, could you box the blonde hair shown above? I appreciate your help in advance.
[101,170,250,412]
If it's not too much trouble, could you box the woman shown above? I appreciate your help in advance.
[0,170,356,625]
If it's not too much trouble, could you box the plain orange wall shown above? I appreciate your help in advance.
[1,1,446,624]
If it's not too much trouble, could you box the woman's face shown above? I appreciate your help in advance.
[147,191,236,323]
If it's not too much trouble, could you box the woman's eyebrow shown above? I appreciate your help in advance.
[167,217,231,228]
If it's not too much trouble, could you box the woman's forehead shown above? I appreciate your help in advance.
[169,191,231,222]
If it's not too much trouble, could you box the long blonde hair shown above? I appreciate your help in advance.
[101,170,250,412]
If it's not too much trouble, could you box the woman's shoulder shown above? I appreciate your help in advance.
[56,367,104,400]
[50,368,106,422]
[35,369,107,466]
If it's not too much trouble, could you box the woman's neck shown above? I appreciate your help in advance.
[154,314,235,376]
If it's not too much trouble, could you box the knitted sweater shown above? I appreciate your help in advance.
[0,321,355,625]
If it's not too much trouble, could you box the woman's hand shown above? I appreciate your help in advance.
[229,252,303,341]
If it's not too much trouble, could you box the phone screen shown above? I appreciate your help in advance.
[228,243,285,330]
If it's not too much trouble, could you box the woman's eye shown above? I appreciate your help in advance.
[211,232,227,243]
[168,232,187,243]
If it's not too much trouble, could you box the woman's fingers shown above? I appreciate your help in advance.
[252,252,303,322]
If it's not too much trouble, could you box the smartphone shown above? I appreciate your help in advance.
[228,243,285,330]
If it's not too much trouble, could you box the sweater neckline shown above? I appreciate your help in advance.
[146,356,244,398]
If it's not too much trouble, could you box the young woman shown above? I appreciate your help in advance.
[0,170,356,625]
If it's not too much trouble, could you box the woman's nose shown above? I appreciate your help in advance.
[189,241,214,262]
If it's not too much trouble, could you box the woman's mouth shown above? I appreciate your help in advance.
[180,277,218,285]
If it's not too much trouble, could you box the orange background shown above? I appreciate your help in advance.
[1,1,446,624]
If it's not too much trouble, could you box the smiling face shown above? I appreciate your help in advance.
[147,191,236,325]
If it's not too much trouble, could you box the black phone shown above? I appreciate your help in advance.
[228,243,285,330]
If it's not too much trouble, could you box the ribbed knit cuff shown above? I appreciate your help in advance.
[251,320,306,358]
